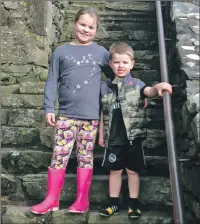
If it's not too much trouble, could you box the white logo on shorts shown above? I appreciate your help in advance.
[108,153,116,163]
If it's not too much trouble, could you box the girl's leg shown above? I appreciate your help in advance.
[30,117,79,214]
[68,120,99,213]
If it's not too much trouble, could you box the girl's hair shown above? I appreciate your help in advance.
[75,7,100,29]
[109,42,134,60]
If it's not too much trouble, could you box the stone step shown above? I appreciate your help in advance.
[19,174,171,207]
[68,3,156,15]
[68,0,156,12]
[1,149,169,176]
[1,205,173,224]
[66,10,156,22]
[96,40,158,51]
[102,21,157,32]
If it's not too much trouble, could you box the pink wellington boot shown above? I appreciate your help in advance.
[30,167,66,214]
[68,167,93,213]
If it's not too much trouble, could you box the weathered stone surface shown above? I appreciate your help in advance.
[1,85,20,94]
[191,113,200,144]
[6,109,43,127]
[172,2,199,20]
[187,93,200,114]
[1,127,39,145]
[1,94,44,108]
[40,126,55,148]
[51,210,87,224]
[1,205,51,224]
[1,147,168,175]
[20,82,45,94]
[1,175,17,196]
[180,163,200,200]
[2,64,33,75]
[1,109,9,125]
[21,174,171,206]
[1,150,51,174]
[88,211,173,224]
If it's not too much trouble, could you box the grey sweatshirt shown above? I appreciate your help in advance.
[44,42,113,120]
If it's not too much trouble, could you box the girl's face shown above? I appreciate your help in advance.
[74,14,97,45]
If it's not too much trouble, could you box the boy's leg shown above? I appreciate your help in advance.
[126,169,140,199]
[125,140,146,219]
[30,117,78,214]
[99,145,126,217]
[126,168,141,218]
[68,120,99,213]
[99,169,122,217]
[109,170,123,197]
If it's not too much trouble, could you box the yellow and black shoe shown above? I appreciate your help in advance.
[128,208,142,219]
[98,205,119,217]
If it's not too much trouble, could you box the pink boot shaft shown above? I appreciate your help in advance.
[68,167,93,213]
[30,167,66,214]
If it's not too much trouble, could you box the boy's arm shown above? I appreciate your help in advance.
[143,82,172,98]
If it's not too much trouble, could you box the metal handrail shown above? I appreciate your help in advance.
[155,1,185,224]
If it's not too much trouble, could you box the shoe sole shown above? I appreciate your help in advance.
[68,209,89,213]
[128,215,141,219]
[98,212,119,217]
[30,207,59,215]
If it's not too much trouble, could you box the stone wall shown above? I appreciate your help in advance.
[165,2,200,223]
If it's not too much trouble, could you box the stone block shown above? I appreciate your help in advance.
[7,109,44,127]
[21,174,171,206]
[40,126,55,148]
[1,174,17,196]
[187,93,200,114]
[1,85,20,94]
[1,109,9,125]
[51,210,87,224]
[1,126,39,145]
[1,150,51,174]
[1,206,51,224]
[172,2,199,20]
[88,210,173,224]
[191,113,200,144]
[1,94,44,108]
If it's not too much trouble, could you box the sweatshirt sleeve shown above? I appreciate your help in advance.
[101,47,115,80]
[44,50,59,114]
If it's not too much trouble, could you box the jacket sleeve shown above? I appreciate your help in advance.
[44,51,59,115]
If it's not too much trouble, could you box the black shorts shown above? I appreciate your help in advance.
[102,140,146,173]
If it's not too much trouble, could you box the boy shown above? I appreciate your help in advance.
[98,42,172,219]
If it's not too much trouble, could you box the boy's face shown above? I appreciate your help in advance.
[109,53,134,78]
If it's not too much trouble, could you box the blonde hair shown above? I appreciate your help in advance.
[109,42,134,60]
[75,7,100,29]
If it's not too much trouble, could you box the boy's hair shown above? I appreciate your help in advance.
[75,7,100,29]
[109,42,134,60]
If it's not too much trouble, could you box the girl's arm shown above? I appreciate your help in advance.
[98,110,104,147]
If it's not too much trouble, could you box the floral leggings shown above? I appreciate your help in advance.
[51,116,99,169]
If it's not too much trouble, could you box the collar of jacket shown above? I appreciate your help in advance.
[111,73,133,85]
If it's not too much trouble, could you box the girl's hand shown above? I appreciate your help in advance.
[45,113,56,127]
[154,82,172,97]
[99,136,104,147]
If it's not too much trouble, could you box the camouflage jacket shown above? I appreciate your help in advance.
[101,73,147,148]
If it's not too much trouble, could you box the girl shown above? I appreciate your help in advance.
[30,7,113,215]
